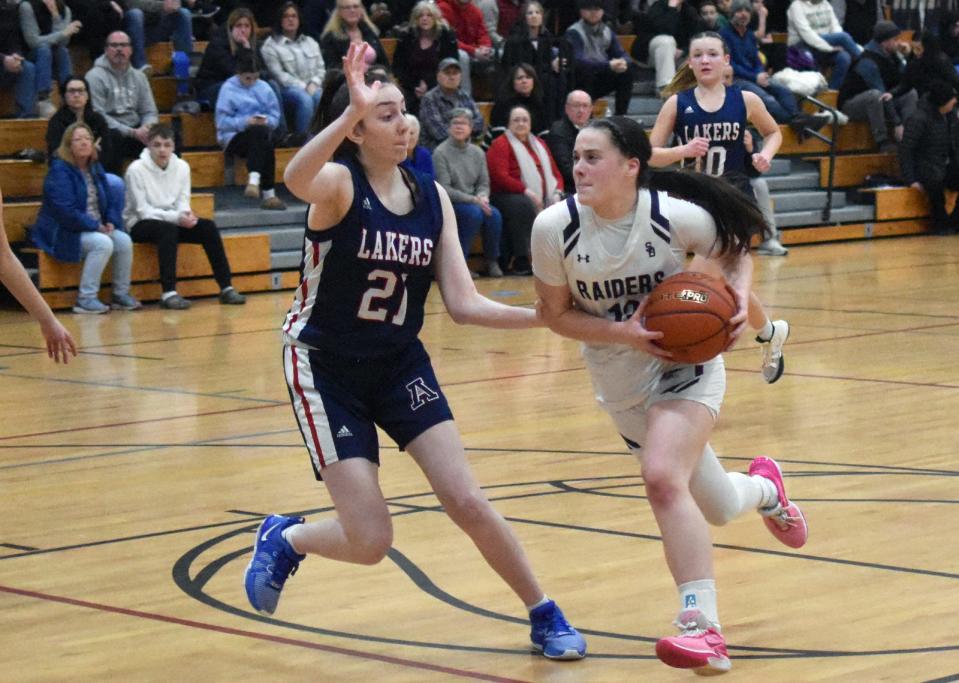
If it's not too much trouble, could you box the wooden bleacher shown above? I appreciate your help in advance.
[35,232,274,310]
[803,152,899,187]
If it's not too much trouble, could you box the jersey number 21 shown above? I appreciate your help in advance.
[358,268,409,325]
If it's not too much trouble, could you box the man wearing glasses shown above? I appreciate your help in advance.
[86,31,159,174]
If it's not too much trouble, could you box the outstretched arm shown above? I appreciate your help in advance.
[283,43,378,219]
[433,184,538,329]
[0,190,77,363]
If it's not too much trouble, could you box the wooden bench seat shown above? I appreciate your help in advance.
[35,232,273,309]
[803,152,898,187]
[3,193,214,244]
[181,148,298,187]
[858,186,957,220]
[145,40,209,75]
[0,119,48,156]
[779,120,874,155]
[177,111,217,148]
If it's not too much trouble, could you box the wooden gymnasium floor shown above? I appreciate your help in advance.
[1,236,957,682]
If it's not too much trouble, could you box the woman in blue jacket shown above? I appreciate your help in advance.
[31,122,139,314]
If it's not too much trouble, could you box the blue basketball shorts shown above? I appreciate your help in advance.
[283,340,454,479]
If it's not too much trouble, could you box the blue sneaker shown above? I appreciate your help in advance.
[244,514,306,615]
[529,600,587,660]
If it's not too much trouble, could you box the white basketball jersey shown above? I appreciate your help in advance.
[532,189,722,410]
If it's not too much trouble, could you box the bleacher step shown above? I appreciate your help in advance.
[765,171,820,192]
[776,204,874,227]
[272,251,304,271]
[772,190,848,212]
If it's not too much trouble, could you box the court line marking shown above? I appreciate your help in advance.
[0,584,532,683]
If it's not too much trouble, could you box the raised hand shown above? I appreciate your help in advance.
[342,42,380,120]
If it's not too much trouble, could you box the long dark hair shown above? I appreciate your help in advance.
[59,75,95,117]
[587,116,767,255]
[498,62,543,103]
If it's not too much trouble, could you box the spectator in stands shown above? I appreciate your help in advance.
[899,79,959,235]
[123,0,194,89]
[723,0,830,132]
[319,0,388,72]
[838,20,916,153]
[545,89,592,191]
[486,104,563,274]
[901,32,959,100]
[433,107,503,278]
[842,0,882,46]
[69,0,125,61]
[262,2,326,143]
[18,0,80,118]
[419,57,485,149]
[215,50,287,211]
[489,62,548,147]
[0,0,40,119]
[633,0,698,93]
[196,7,266,108]
[697,0,727,32]
[567,0,636,114]
[497,0,522,38]
[86,30,159,174]
[124,123,247,309]
[939,11,959,66]
[0,185,76,362]
[501,0,573,122]
[474,0,503,50]
[392,1,458,115]
[31,122,138,314]
[46,76,112,164]
[786,0,861,89]
[400,113,433,176]
[438,0,497,97]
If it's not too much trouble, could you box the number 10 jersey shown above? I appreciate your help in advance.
[673,85,747,178]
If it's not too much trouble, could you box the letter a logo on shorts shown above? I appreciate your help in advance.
[406,377,439,411]
[684,594,697,608]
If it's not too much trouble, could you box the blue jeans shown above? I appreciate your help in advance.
[124,7,193,68]
[735,78,799,123]
[78,229,133,300]
[1,59,38,117]
[814,32,862,89]
[29,44,72,96]
[281,86,323,136]
[453,202,502,261]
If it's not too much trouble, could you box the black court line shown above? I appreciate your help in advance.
[924,675,959,683]
[0,348,164,361]
[0,584,533,683]
[0,543,38,551]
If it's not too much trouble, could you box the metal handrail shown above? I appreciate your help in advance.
[800,95,841,223]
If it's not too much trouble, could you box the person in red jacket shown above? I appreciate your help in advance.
[486,104,564,274]
[437,0,496,96]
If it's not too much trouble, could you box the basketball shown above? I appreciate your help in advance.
[642,272,737,364]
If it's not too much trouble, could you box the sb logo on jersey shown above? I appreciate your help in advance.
[645,242,655,257]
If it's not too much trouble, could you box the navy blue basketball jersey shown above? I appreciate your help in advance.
[674,85,747,177]
[282,158,444,357]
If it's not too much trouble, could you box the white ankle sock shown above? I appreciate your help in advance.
[757,319,773,341]
[161,290,178,301]
[263,188,276,200]
[247,171,261,186]
[281,525,302,554]
[677,579,720,629]
[526,595,550,611]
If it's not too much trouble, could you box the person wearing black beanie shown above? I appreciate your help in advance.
[899,79,959,234]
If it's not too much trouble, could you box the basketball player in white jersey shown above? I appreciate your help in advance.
[531,116,807,675]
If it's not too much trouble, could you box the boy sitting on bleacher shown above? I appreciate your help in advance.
[124,123,246,310]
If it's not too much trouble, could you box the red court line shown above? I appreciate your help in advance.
[0,584,533,683]
[0,403,282,442]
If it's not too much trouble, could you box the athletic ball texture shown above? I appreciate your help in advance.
[643,272,736,363]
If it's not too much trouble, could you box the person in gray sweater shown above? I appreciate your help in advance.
[432,107,503,277]
[85,30,159,173]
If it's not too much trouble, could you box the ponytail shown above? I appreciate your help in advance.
[660,63,697,99]
[648,170,769,255]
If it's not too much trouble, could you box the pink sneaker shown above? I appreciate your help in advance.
[655,611,731,675]
[748,456,808,548]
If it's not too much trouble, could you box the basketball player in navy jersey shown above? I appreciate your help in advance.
[648,31,792,384]
[242,44,586,661]
[532,116,808,674]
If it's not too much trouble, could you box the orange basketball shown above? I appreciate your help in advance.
[642,272,736,364]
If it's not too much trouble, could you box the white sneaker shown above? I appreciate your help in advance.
[757,320,789,384]
[832,110,849,126]
[35,99,56,119]
[756,237,789,256]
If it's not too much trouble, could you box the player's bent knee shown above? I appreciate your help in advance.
[442,491,494,530]
[350,530,393,565]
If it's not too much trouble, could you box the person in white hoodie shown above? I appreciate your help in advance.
[86,30,159,174]
[786,0,862,89]
[124,123,247,310]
